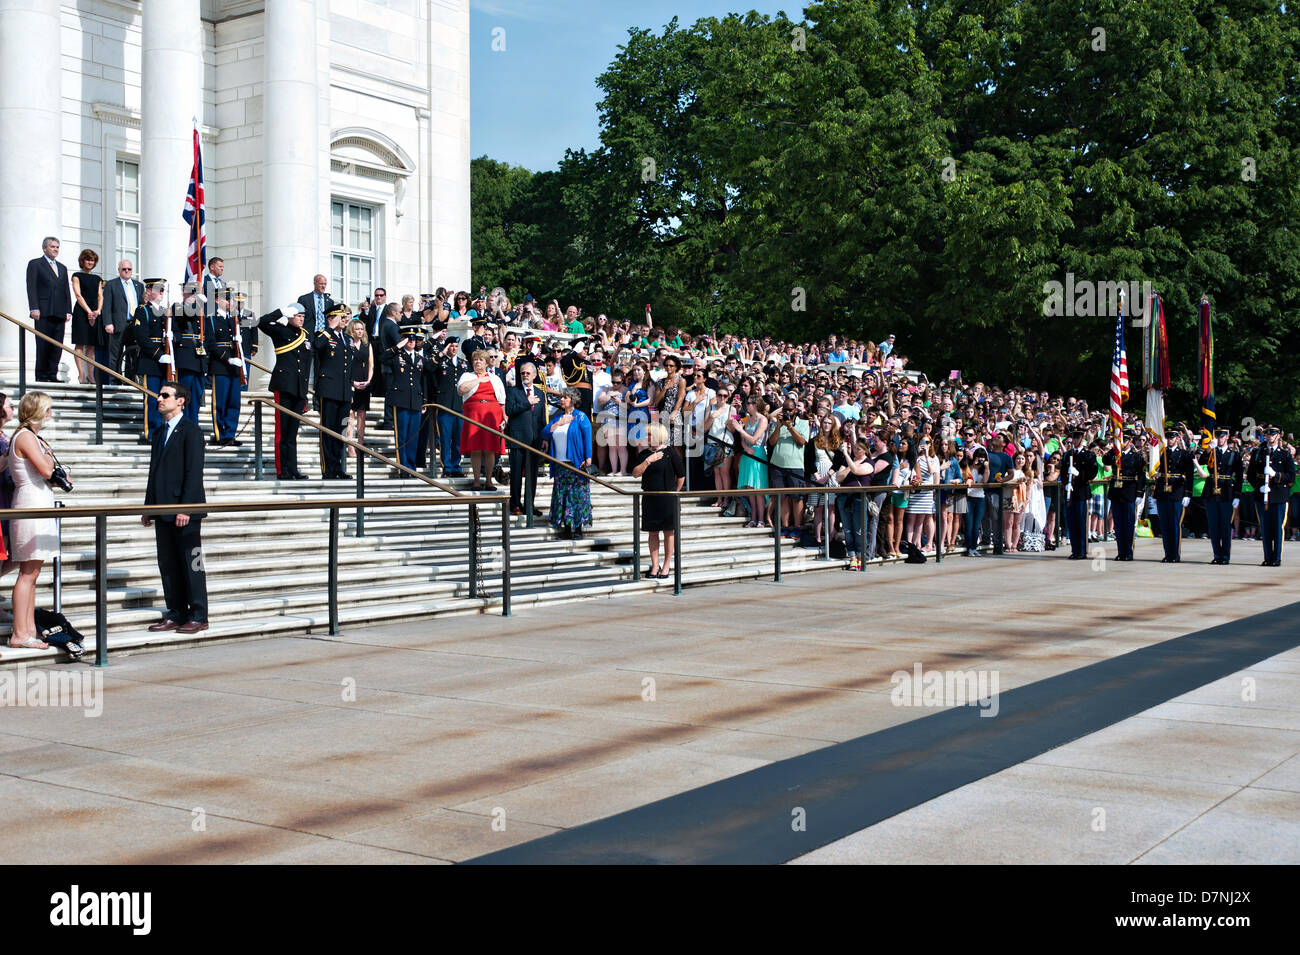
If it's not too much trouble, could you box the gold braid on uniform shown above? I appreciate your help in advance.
[275,330,307,354]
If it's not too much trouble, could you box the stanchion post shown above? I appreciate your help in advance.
[673,493,682,595]
[501,501,512,616]
[1055,481,1064,547]
[632,491,641,581]
[859,489,868,573]
[525,453,535,530]
[53,500,64,613]
[774,490,783,582]
[254,402,264,480]
[935,492,942,564]
[355,450,365,537]
[18,328,26,398]
[94,514,108,666]
[468,504,479,600]
[824,488,832,561]
[328,506,340,635]
[94,374,104,445]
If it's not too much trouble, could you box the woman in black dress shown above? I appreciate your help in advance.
[631,421,685,578]
[70,249,103,384]
[345,318,374,453]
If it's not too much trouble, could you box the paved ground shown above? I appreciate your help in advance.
[0,536,1295,863]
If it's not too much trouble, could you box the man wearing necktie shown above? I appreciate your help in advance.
[102,259,144,377]
[297,274,336,335]
[25,236,74,382]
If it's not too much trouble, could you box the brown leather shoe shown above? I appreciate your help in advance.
[176,621,209,634]
[147,619,179,632]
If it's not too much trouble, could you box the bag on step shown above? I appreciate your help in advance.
[33,608,85,661]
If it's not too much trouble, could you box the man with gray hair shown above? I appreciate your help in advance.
[25,236,73,382]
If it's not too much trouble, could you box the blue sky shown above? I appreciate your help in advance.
[469,0,793,172]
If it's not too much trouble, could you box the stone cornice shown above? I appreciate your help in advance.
[92,103,219,143]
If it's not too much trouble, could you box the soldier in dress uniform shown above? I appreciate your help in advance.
[1061,427,1096,559]
[560,336,594,417]
[387,325,427,473]
[171,282,208,428]
[314,304,354,480]
[231,290,259,389]
[1103,428,1147,561]
[258,303,312,480]
[1153,428,1195,562]
[1247,425,1296,566]
[414,318,447,472]
[129,277,171,443]
[432,336,466,477]
[1198,427,1243,564]
[460,317,492,360]
[375,302,404,431]
[205,288,248,445]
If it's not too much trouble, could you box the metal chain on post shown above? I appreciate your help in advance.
[471,502,489,599]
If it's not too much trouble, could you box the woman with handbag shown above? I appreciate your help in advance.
[7,392,60,650]
[808,413,840,547]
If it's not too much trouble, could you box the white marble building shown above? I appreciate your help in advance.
[0,0,471,374]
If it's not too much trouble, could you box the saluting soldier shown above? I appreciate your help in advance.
[1061,427,1097,559]
[387,325,427,473]
[1103,428,1147,561]
[171,281,208,427]
[414,317,447,472]
[129,277,172,443]
[432,336,466,477]
[313,304,354,480]
[258,303,312,481]
[205,289,247,445]
[1247,425,1295,566]
[560,336,594,417]
[1198,427,1243,564]
[1153,428,1195,562]
[460,316,492,361]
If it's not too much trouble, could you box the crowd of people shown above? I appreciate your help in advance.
[16,236,1300,640]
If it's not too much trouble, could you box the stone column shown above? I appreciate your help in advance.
[262,0,321,319]
[140,0,203,285]
[0,0,62,373]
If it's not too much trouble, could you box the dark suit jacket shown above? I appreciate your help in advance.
[102,276,144,337]
[297,290,338,332]
[505,384,546,448]
[26,257,72,317]
[145,415,207,522]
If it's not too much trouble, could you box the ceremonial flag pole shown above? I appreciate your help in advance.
[1197,294,1215,446]
[181,121,214,431]
[1110,289,1130,454]
[1143,290,1169,474]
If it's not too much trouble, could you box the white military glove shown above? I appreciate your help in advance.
[276,316,289,326]
[1265,462,1276,478]
[158,354,173,365]
[233,331,242,343]
[1181,496,1190,508]
[164,329,173,341]
[194,293,207,305]
[228,358,243,367]
[1068,464,1079,478]
[1232,498,1240,509]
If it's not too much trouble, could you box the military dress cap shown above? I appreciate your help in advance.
[1122,428,1137,438]
[180,280,201,295]
[1214,427,1230,436]
[471,316,488,327]
[429,320,448,332]
[1264,425,1281,435]
[143,277,167,289]
[1068,427,1086,438]
[326,304,349,319]
[232,290,248,302]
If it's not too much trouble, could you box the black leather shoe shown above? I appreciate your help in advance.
[557,527,572,539]
[573,527,584,540]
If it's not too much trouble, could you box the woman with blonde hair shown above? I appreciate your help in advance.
[631,421,685,578]
[808,413,841,546]
[7,392,58,650]
[345,318,374,454]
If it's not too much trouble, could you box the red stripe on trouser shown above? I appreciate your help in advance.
[273,391,283,476]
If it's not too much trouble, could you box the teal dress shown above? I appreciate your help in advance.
[737,418,768,489]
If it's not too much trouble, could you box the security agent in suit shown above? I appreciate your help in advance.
[1153,429,1196,562]
[1102,429,1148,561]
[25,237,73,382]
[505,359,547,516]
[171,283,208,427]
[1061,428,1097,559]
[432,338,466,476]
[102,260,144,377]
[205,290,247,445]
[1247,426,1295,566]
[129,278,172,442]
[375,303,404,430]
[1199,428,1243,564]
[258,303,312,480]
[142,382,209,634]
[386,327,427,473]
[313,305,354,480]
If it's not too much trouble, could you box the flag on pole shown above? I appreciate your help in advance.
[1109,292,1129,436]
[182,124,206,283]
[1197,295,1215,444]
[1144,291,1168,473]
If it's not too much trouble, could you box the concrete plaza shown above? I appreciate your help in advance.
[0,537,1296,864]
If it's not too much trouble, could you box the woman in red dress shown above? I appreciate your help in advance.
[457,350,507,490]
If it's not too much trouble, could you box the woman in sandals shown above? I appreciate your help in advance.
[631,422,685,578]
[7,392,57,651]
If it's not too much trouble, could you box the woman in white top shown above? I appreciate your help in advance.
[906,438,942,553]
[701,383,736,509]
[456,351,508,490]
[7,392,57,649]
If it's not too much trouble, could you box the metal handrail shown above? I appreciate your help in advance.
[0,492,511,668]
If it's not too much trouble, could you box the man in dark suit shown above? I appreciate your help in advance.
[25,236,73,382]
[101,259,143,378]
[505,359,546,516]
[375,302,404,430]
[297,274,337,336]
[142,381,209,634]
[201,256,226,318]
[313,305,354,479]
[362,287,389,413]
[259,304,312,480]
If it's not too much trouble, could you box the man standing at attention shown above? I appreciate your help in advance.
[143,382,209,634]
[25,236,73,382]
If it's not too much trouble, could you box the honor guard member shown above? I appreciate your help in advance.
[387,325,427,473]
[1199,428,1243,564]
[232,291,260,389]
[461,317,492,360]
[414,317,447,471]
[314,304,354,480]
[1153,428,1195,562]
[205,289,247,445]
[375,302,404,430]
[1061,427,1096,559]
[1103,428,1147,561]
[432,336,466,476]
[171,282,208,427]
[560,336,594,417]
[1247,425,1295,566]
[258,303,312,480]
[129,277,171,442]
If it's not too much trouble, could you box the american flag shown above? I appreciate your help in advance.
[1110,299,1129,434]
[182,125,206,282]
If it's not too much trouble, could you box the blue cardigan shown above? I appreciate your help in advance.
[541,409,592,478]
